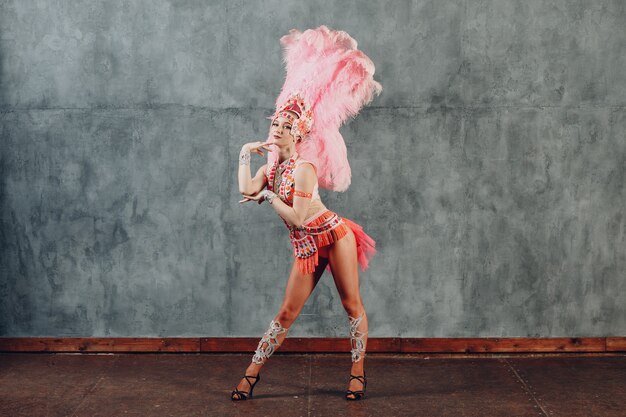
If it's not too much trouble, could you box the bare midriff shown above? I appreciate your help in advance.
[303,199,328,224]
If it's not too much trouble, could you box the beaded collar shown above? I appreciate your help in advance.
[267,152,299,201]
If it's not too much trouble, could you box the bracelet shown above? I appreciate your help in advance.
[262,190,277,205]
[239,146,251,166]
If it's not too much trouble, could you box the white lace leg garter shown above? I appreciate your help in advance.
[349,314,368,363]
[252,319,289,365]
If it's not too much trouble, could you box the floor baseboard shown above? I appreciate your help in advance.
[0,337,624,353]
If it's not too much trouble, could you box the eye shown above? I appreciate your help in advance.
[272,122,278,126]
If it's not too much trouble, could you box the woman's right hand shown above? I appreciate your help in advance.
[244,141,275,157]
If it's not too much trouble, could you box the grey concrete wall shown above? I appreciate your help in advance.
[1,0,624,337]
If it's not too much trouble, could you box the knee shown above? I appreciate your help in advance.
[276,305,299,325]
[341,298,364,318]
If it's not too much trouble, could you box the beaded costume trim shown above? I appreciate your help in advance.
[266,153,297,204]
[267,154,348,274]
[349,314,368,363]
[252,319,289,364]
[288,211,348,274]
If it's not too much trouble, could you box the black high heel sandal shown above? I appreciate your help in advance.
[345,373,367,400]
[231,373,261,401]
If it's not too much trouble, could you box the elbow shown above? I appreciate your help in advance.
[238,181,254,195]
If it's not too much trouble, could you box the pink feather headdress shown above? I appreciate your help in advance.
[266,25,382,192]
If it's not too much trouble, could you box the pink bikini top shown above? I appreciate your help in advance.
[266,155,321,207]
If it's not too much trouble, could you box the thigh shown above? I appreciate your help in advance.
[281,255,329,312]
[327,226,361,301]
[318,245,330,259]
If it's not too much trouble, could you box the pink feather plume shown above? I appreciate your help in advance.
[266,25,382,192]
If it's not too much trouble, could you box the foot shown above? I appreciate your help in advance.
[346,363,366,400]
[231,365,261,400]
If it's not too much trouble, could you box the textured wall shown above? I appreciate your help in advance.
[1,0,624,337]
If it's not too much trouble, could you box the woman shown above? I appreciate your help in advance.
[230,26,381,401]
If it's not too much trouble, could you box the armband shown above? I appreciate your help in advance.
[294,190,312,199]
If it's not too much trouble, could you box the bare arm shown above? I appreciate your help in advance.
[239,162,268,195]
[238,143,271,195]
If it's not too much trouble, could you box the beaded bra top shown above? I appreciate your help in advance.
[266,152,320,206]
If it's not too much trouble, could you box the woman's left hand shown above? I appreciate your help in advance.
[239,190,265,205]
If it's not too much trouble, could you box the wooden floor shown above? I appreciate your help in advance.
[0,352,625,417]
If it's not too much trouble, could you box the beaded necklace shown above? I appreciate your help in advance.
[267,152,298,203]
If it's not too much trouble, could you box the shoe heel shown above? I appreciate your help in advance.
[248,373,260,398]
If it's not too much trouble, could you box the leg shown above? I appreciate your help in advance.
[232,255,329,399]
[327,227,369,399]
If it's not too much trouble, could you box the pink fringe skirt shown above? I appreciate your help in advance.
[289,209,376,274]
[341,216,377,272]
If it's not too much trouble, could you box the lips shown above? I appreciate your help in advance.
[273,135,281,139]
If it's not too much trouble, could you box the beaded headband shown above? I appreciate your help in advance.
[270,92,313,140]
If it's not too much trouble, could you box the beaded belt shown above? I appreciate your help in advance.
[289,212,343,234]
[287,212,343,261]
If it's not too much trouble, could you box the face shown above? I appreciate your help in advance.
[270,111,299,143]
